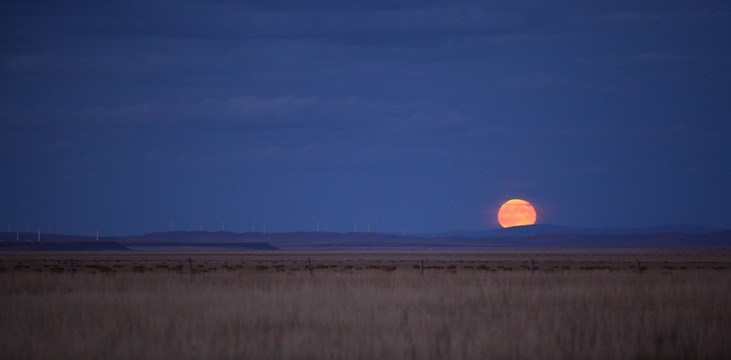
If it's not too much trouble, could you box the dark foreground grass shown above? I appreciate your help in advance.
[1,268,729,359]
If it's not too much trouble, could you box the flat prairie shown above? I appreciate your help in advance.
[1,249,729,359]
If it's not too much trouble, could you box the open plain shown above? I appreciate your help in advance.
[1,249,730,359]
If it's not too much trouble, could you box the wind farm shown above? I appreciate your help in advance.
[2,221,730,251]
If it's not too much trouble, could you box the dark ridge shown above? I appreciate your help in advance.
[0,232,101,242]
[0,241,129,251]
[123,231,264,243]
[434,224,727,238]
[261,231,731,249]
[124,242,278,250]
[0,231,279,251]
[0,229,729,250]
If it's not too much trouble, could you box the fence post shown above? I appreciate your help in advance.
[420,259,424,276]
[188,257,194,275]
[307,257,313,277]
[635,259,641,275]
[530,259,535,275]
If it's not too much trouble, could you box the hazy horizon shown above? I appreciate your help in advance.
[2,222,727,238]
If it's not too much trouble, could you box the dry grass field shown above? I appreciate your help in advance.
[1,250,729,359]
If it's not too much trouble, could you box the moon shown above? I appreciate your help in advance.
[497,199,537,228]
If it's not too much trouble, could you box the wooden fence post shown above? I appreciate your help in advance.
[188,257,194,275]
[307,257,313,277]
[530,259,535,275]
[635,259,641,275]
[420,259,424,276]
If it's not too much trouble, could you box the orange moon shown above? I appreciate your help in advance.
[497,199,537,228]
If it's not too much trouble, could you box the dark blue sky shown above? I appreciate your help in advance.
[2,1,730,235]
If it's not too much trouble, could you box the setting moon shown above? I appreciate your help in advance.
[497,199,537,228]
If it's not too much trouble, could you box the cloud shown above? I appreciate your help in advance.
[546,128,612,138]
[629,51,698,66]
[501,73,574,90]
[0,95,487,137]
[2,1,587,48]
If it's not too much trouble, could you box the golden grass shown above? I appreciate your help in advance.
[1,267,729,359]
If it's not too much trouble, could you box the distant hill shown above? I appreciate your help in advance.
[433,224,727,238]
[259,230,731,249]
[0,241,129,251]
[125,231,272,243]
[0,231,278,251]
[1,227,729,250]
